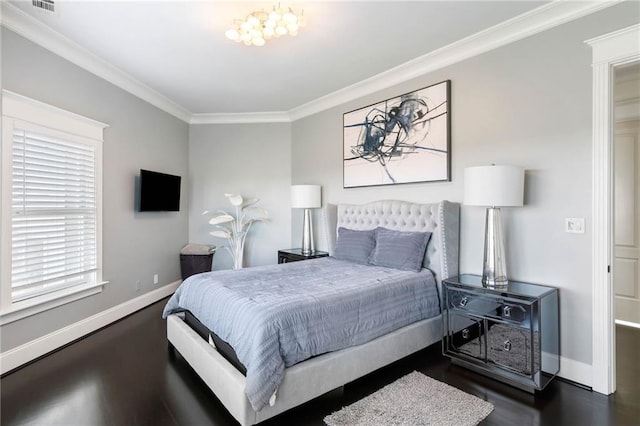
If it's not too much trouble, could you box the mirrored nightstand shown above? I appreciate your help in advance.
[442,274,559,392]
[277,249,329,264]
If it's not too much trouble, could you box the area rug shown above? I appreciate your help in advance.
[324,371,494,426]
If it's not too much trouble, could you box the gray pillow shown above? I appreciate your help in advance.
[333,227,376,264]
[370,228,432,272]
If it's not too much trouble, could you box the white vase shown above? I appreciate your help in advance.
[232,244,244,270]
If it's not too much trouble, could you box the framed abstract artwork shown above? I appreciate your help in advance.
[343,80,451,188]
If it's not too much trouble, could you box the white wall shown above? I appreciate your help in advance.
[189,123,291,270]
[0,28,190,352]
[291,2,640,369]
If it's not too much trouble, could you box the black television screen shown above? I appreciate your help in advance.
[139,169,181,212]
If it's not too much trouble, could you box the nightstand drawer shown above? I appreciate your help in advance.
[486,322,536,376]
[447,313,484,359]
[447,288,530,325]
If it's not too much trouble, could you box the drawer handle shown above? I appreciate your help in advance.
[503,306,512,317]
[503,340,512,351]
[462,329,470,340]
[459,297,468,307]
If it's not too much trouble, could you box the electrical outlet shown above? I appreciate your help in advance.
[565,217,585,234]
[135,280,141,291]
[153,274,159,285]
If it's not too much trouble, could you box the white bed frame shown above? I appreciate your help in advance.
[167,200,460,425]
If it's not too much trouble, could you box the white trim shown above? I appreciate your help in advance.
[615,98,640,122]
[1,92,107,318]
[557,355,593,388]
[1,0,622,124]
[0,280,181,375]
[615,319,640,329]
[2,89,108,139]
[587,23,640,396]
[190,111,290,125]
[288,0,622,122]
[0,2,191,123]
[0,281,106,326]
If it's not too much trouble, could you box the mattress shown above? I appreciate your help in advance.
[162,257,440,410]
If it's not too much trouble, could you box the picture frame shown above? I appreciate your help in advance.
[343,80,451,188]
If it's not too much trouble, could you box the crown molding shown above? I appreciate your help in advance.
[190,111,291,125]
[0,2,192,123]
[288,0,623,122]
[1,1,623,125]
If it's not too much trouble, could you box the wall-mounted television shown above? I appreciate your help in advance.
[139,169,181,212]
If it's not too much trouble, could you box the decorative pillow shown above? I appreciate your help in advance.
[333,227,377,264]
[370,228,432,272]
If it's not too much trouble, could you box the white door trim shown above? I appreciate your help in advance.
[586,23,640,395]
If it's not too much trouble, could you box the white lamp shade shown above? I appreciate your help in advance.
[291,185,321,209]
[464,165,524,207]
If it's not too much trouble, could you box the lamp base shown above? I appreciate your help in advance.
[482,207,509,289]
[301,208,314,255]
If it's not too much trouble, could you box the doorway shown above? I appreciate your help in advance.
[588,24,640,396]
[614,62,640,327]
[613,61,640,402]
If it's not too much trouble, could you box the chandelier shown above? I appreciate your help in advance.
[225,4,305,47]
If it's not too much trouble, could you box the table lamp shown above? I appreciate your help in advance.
[291,185,321,255]
[464,165,524,287]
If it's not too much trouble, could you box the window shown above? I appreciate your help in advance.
[1,91,108,323]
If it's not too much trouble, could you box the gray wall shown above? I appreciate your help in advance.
[189,123,291,270]
[291,2,640,366]
[1,29,190,352]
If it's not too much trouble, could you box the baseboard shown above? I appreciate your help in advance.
[0,280,181,375]
[551,353,593,388]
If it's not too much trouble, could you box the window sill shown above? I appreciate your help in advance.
[0,281,108,326]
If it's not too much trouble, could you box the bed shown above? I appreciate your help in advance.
[164,200,459,425]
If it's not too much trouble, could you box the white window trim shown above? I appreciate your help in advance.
[1,90,109,322]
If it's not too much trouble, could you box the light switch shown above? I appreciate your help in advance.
[565,218,585,233]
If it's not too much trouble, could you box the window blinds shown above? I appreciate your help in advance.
[11,127,98,302]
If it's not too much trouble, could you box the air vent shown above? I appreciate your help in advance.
[32,0,55,12]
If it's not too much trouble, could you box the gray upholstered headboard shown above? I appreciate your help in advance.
[323,200,460,287]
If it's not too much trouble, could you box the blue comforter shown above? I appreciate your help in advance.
[162,257,440,411]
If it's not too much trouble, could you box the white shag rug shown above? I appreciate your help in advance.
[324,371,494,426]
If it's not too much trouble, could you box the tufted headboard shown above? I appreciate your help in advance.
[323,200,460,288]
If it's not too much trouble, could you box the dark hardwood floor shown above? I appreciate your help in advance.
[1,299,638,426]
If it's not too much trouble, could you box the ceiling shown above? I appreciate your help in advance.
[6,1,551,117]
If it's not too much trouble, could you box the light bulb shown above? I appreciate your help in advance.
[269,11,281,21]
[283,12,296,23]
[275,25,287,35]
[263,27,275,38]
[264,19,276,28]
[247,15,260,26]
[250,29,262,38]
[225,28,240,41]
[286,22,298,32]
[240,32,251,42]
[252,37,265,47]
[240,21,252,31]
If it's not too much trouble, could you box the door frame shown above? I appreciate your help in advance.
[587,23,640,395]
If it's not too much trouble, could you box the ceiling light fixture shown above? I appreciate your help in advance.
[225,4,305,47]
